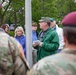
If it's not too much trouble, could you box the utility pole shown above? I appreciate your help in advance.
[25,0,33,68]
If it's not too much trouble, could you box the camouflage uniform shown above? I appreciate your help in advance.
[28,48,76,75]
[0,31,30,75]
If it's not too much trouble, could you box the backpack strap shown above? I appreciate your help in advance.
[8,41,15,63]
[8,37,30,70]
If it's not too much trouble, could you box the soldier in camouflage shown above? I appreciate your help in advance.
[28,12,76,75]
[0,27,30,75]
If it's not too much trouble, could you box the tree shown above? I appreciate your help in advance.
[0,0,76,28]
[32,0,58,22]
[0,0,12,25]
[55,0,76,20]
[0,0,25,28]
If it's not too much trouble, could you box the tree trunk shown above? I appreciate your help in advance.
[14,10,17,28]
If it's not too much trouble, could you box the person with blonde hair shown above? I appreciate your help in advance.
[15,26,26,57]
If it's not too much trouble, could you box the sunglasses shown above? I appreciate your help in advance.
[50,20,54,22]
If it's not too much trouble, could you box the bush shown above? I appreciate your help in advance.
[8,30,15,37]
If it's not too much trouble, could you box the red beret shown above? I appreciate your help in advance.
[62,12,76,27]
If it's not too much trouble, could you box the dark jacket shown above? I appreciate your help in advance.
[37,28,59,61]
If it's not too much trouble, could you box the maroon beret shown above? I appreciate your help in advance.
[62,12,76,27]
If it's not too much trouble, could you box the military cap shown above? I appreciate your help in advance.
[62,12,76,27]
[39,17,50,23]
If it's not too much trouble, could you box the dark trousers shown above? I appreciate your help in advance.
[32,47,37,65]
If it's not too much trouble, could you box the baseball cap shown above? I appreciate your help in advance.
[62,12,76,27]
[50,18,55,22]
[39,17,50,23]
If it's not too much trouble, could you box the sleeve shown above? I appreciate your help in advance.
[28,58,57,75]
[20,37,26,46]
[28,63,41,75]
[19,44,25,58]
[41,32,59,51]
[59,29,64,49]
[28,60,52,75]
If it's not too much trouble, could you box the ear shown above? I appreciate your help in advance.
[63,33,67,44]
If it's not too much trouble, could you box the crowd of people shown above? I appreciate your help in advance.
[0,11,76,75]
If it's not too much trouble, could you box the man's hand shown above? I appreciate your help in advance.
[39,42,43,47]
[32,40,43,47]
[32,42,38,47]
